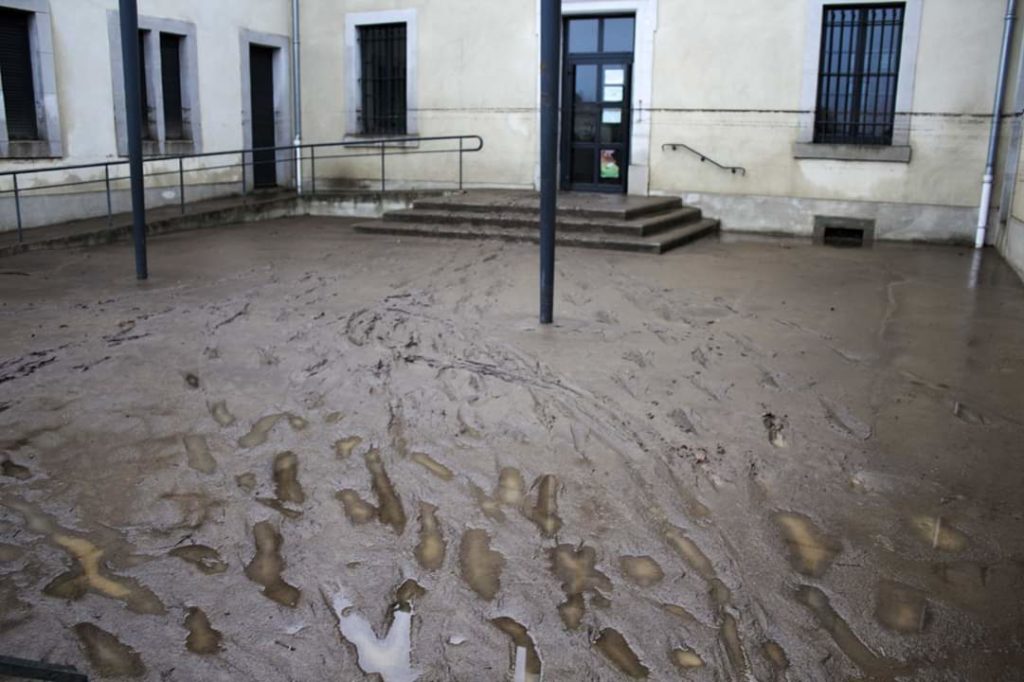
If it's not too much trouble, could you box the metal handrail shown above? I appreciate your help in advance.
[662,142,746,176]
[0,134,485,242]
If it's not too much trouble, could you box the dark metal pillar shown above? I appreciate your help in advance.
[119,0,148,279]
[539,0,560,324]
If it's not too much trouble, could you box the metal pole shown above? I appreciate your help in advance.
[241,151,247,195]
[105,165,112,226]
[976,0,1017,249]
[12,174,22,243]
[459,138,464,191]
[178,157,185,215]
[119,0,148,279]
[380,141,386,192]
[292,0,303,194]
[539,0,560,324]
[310,146,316,195]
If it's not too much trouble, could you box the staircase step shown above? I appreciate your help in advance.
[412,190,683,220]
[351,218,719,254]
[383,206,702,237]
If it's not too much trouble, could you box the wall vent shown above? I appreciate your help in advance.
[813,216,875,248]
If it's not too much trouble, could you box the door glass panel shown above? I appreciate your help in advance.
[601,109,625,143]
[603,17,635,52]
[603,85,623,103]
[574,64,597,102]
[600,149,622,181]
[573,106,598,142]
[572,148,596,183]
[567,19,599,53]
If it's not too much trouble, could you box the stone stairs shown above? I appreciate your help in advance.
[352,190,719,254]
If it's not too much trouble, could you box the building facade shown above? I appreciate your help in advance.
[2,0,1024,279]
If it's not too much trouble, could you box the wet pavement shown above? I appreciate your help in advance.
[1,218,1023,680]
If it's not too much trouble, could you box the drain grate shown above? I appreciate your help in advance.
[813,216,875,248]
[823,226,865,247]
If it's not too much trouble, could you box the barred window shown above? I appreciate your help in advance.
[814,4,905,146]
[358,23,407,136]
[0,7,38,141]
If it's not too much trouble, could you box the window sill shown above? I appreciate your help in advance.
[342,134,420,150]
[1,140,61,159]
[794,143,911,163]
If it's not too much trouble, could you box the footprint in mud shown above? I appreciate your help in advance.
[775,512,842,577]
[410,452,454,482]
[525,474,562,537]
[395,578,426,606]
[459,529,505,601]
[415,503,446,571]
[550,544,613,629]
[160,492,223,531]
[337,490,377,524]
[670,648,705,670]
[664,527,716,581]
[596,628,649,678]
[875,581,929,634]
[910,515,968,552]
[366,450,406,534]
[208,400,236,427]
[185,607,223,655]
[238,412,306,449]
[1,457,31,480]
[44,535,165,615]
[762,412,788,448]
[73,623,146,678]
[471,467,526,521]
[324,411,344,424]
[492,617,542,681]
[272,451,305,504]
[183,435,217,474]
[334,436,363,458]
[620,555,664,587]
[761,640,790,680]
[236,473,257,491]
[169,545,228,575]
[244,521,301,607]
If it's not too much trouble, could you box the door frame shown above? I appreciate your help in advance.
[239,30,293,190]
[534,0,657,195]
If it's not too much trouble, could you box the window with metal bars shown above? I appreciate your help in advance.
[358,23,407,136]
[814,4,905,146]
[160,32,186,140]
[0,7,39,141]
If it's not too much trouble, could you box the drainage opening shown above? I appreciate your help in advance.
[822,226,865,248]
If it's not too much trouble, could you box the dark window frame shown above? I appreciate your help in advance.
[159,31,187,141]
[813,3,905,146]
[0,6,39,141]
[358,22,407,136]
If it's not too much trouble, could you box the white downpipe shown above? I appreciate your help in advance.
[292,0,303,194]
[977,175,994,248]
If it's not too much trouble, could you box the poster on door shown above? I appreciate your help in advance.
[600,149,620,179]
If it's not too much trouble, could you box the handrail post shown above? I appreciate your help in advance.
[12,174,23,243]
[241,151,247,196]
[178,157,185,216]
[380,141,386,192]
[310,146,316,196]
[458,137,464,191]
[105,165,113,226]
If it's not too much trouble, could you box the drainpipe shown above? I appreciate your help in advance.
[292,0,303,194]
[976,0,1017,249]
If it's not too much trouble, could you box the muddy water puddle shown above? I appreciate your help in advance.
[183,434,216,474]
[238,412,306,448]
[366,450,406,534]
[169,544,228,575]
[910,515,969,552]
[410,451,454,481]
[1,457,32,480]
[184,607,223,654]
[334,435,363,458]
[875,580,929,633]
[244,521,300,607]
[492,617,542,680]
[414,502,446,570]
[595,628,649,678]
[620,555,664,587]
[550,544,612,629]
[459,529,505,601]
[74,622,146,678]
[670,647,705,670]
[775,512,842,577]
[208,400,236,427]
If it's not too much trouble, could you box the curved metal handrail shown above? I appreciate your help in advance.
[662,142,746,176]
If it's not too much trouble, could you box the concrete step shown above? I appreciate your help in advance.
[412,190,683,221]
[352,217,719,254]
[383,206,703,237]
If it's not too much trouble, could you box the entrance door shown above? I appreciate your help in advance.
[249,45,277,188]
[561,16,635,193]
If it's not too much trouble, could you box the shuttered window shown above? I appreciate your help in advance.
[0,7,39,141]
[160,32,185,140]
[138,30,153,139]
[358,23,407,136]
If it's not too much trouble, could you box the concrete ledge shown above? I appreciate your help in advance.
[793,143,912,163]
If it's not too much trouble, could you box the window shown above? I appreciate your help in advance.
[159,33,185,140]
[138,30,153,139]
[358,23,407,136]
[814,4,905,146]
[0,7,37,141]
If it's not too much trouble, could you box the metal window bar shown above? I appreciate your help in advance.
[358,23,407,136]
[814,4,905,146]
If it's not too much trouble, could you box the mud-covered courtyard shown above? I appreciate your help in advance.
[1,218,1023,681]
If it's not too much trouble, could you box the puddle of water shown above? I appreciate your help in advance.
[595,628,649,678]
[411,452,454,482]
[335,436,363,458]
[471,483,506,522]
[719,613,748,676]
[238,414,285,448]
[244,521,301,607]
[911,515,968,552]
[415,503,446,571]
[459,529,505,601]
[183,435,216,474]
[795,585,910,678]
[775,512,841,578]
[496,468,526,506]
[762,640,789,679]
[620,555,664,587]
[661,603,701,627]
[324,411,344,424]
[185,607,223,655]
[160,492,223,531]
[169,545,228,575]
[286,413,308,430]
[664,528,716,581]
[1,458,31,480]
[559,593,586,630]
[273,451,305,504]
[328,587,420,682]
[395,579,426,605]
[670,648,705,669]
[209,401,236,427]
[44,535,165,614]
[525,475,562,537]
[875,580,929,634]
[74,622,146,678]
[236,473,257,491]
[492,617,542,680]
[337,490,376,524]
[550,544,612,629]
[366,450,406,535]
